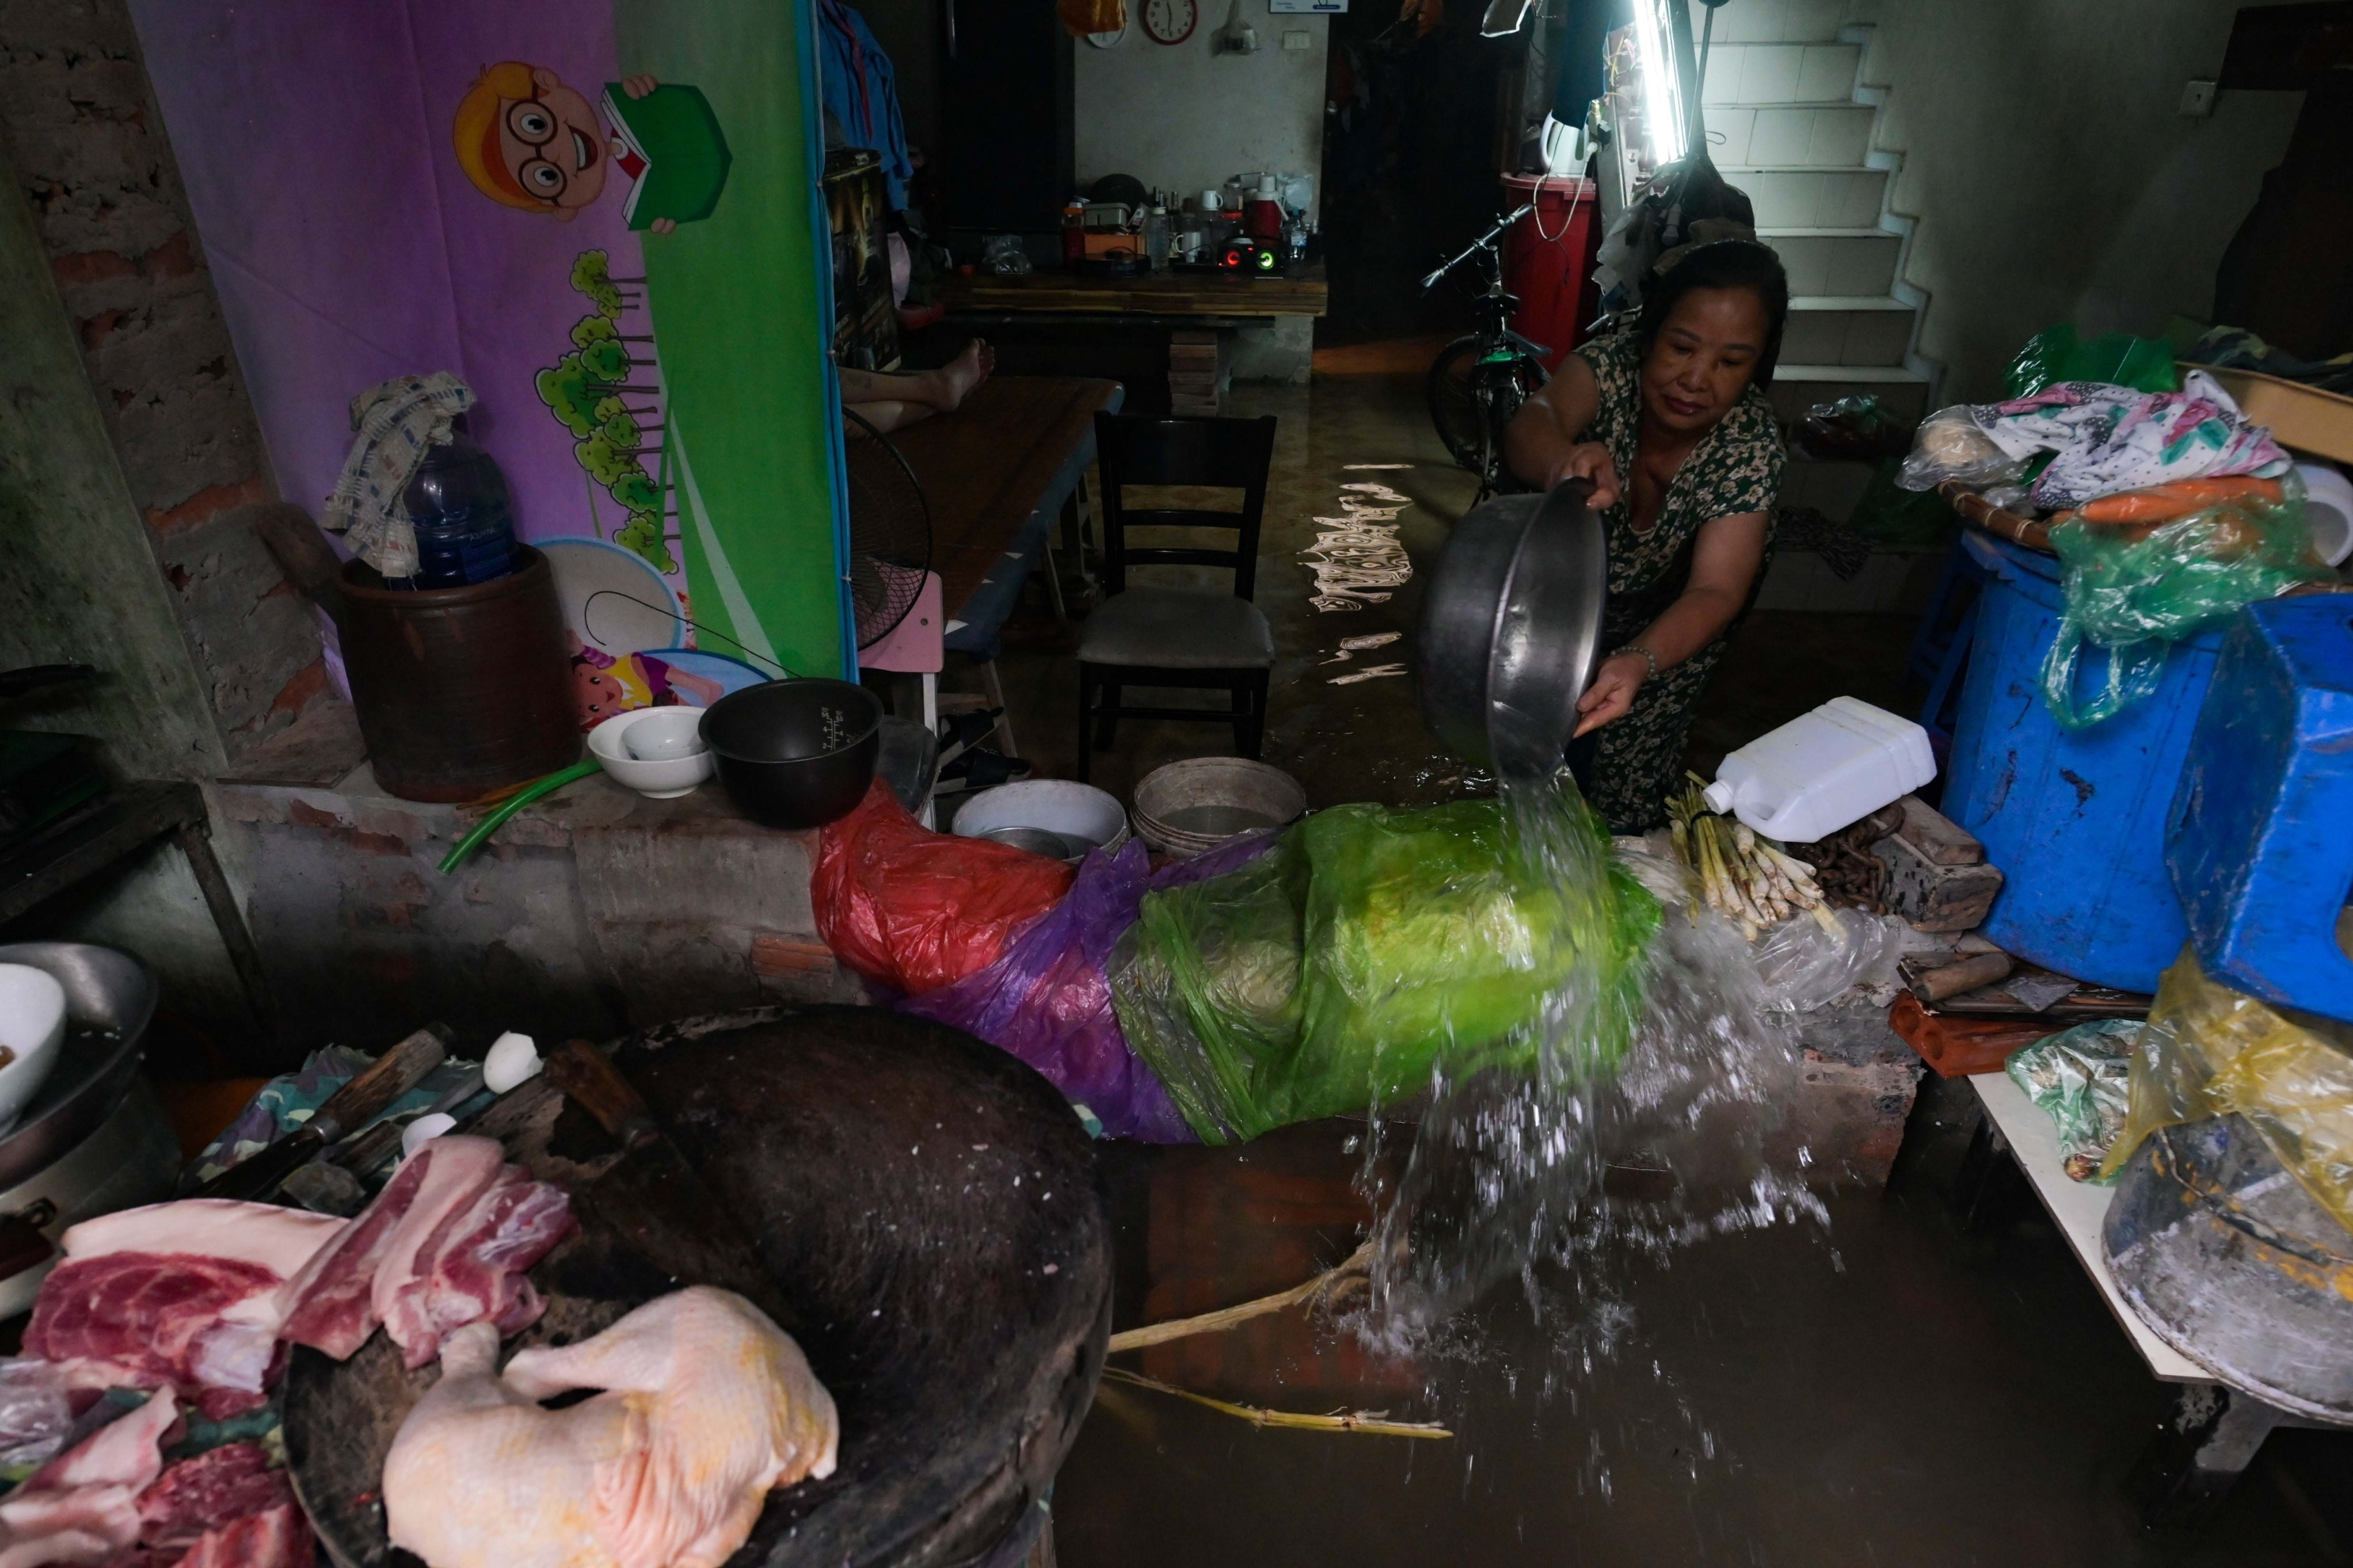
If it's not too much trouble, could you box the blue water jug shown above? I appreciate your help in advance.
[397,428,516,589]
[2167,596,2353,1024]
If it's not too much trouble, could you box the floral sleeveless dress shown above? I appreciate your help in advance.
[1571,332,1785,832]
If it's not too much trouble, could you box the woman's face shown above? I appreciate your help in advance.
[1639,287,1771,439]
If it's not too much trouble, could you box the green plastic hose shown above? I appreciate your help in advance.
[437,758,601,874]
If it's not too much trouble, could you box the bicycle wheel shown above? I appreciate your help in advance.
[1427,336,1489,472]
[1472,352,1546,493]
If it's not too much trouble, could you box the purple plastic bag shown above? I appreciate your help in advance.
[902,831,1278,1142]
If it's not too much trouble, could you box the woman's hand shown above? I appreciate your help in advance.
[1573,651,1649,737]
[1543,443,1621,512]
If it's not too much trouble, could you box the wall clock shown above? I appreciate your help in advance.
[1144,0,1198,44]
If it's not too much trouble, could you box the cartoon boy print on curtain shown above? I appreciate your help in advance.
[453,63,732,234]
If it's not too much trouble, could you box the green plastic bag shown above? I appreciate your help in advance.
[1110,782,1662,1144]
[2004,323,2180,399]
[2005,1019,2141,1183]
[2039,483,2329,729]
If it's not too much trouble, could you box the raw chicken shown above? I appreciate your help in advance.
[386,1288,837,1568]
[279,1136,568,1367]
[25,1203,345,1416]
[0,1390,177,1566]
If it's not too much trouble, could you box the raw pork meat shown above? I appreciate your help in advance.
[0,1390,176,1566]
[277,1136,569,1367]
[57,1203,344,1277]
[24,1202,345,1418]
[386,1289,836,1568]
[134,1444,292,1549]
[168,1502,312,1568]
[379,1177,572,1369]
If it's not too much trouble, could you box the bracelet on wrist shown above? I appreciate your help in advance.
[1613,643,1658,681]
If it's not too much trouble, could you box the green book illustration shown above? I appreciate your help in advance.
[601,83,733,230]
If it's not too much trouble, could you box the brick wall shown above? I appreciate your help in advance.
[0,0,324,765]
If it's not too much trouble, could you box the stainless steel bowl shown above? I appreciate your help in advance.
[1415,482,1608,779]
[0,943,157,1190]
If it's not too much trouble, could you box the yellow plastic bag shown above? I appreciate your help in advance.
[2100,947,2353,1233]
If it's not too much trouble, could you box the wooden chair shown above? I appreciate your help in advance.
[1077,414,1278,781]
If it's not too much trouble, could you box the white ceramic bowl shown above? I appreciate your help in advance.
[953,780,1131,862]
[588,709,717,799]
[2297,461,2353,569]
[0,965,68,1131]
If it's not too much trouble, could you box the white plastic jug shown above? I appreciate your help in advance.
[1701,697,1936,845]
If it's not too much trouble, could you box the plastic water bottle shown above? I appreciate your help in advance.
[398,428,516,589]
[1702,697,1936,844]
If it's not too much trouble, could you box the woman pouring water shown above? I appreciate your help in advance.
[1503,240,1790,833]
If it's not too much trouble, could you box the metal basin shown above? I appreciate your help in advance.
[2104,1113,2353,1421]
[0,943,157,1191]
[1415,482,1608,779]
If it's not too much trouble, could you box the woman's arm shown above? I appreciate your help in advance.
[1573,509,1769,737]
[1503,355,1621,506]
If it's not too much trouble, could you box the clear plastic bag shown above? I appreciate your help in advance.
[1749,907,1907,1013]
[2101,948,2353,1232]
[981,235,1033,276]
[2005,1018,2141,1182]
[0,1357,75,1472]
[1897,406,2028,493]
[1110,782,1661,1144]
[2039,475,2328,729]
[2004,323,2180,399]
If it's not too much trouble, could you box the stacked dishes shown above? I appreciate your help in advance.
[1132,758,1307,858]
[953,781,1132,863]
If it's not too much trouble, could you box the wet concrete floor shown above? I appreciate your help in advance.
[953,369,2352,1565]
[1054,1110,2352,1567]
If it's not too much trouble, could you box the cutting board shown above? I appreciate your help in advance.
[283,1006,1111,1568]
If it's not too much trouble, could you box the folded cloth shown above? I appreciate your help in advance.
[322,373,474,578]
[1969,371,2291,511]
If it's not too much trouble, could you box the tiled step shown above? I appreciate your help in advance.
[1769,363,1933,426]
[1707,104,1878,169]
[1692,0,1848,47]
[1728,167,1890,230]
[1781,296,1916,369]
[1699,43,1859,108]
[1760,230,1899,297]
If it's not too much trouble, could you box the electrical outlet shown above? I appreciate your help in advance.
[1283,28,1311,47]
[2180,78,2217,117]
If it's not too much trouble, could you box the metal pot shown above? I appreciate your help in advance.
[699,679,884,830]
[0,943,174,1315]
[1415,481,1608,778]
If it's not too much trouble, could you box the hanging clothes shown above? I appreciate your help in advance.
[818,0,915,212]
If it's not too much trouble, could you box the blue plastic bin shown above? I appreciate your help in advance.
[2167,597,2353,1024]
[1940,531,2225,992]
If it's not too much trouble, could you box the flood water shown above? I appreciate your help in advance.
[1056,1114,2347,1567]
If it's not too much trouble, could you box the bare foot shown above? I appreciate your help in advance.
[928,339,995,411]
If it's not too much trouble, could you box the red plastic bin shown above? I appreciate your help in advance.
[1499,173,1602,371]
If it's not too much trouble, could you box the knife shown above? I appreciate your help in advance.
[195,1024,450,1202]
[542,1038,798,1331]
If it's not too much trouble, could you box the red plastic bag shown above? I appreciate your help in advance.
[814,781,1076,994]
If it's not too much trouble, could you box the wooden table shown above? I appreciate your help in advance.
[936,262,1328,323]
[889,376,1123,625]
[1969,1071,2349,1523]
[936,265,1325,415]
[884,376,1124,766]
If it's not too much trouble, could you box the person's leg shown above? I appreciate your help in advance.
[836,340,995,414]
[844,400,934,436]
